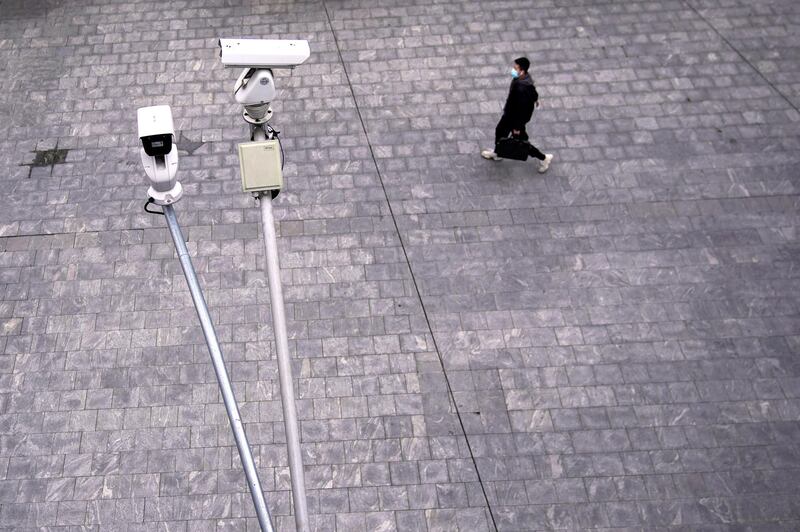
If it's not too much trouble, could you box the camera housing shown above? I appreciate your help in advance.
[137,105,182,205]
[219,39,310,69]
[138,105,174,148]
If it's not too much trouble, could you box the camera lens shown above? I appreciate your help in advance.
[142,134,173,157]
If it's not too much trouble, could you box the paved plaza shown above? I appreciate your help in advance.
[1,0,799,530]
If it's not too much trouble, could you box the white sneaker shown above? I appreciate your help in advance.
[481,149,499,160]
[538,153,553,173]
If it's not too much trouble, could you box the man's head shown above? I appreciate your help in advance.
[513,56,530,77]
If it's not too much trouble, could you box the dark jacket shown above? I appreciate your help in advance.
[503,74,538,129]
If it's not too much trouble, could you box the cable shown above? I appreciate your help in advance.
[143,198,164,215]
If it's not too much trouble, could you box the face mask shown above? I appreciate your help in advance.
[510,69,520,79]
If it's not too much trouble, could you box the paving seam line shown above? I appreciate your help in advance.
[321,2,500,529]
[683,0,799,113]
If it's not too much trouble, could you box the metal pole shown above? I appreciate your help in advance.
[162,205,275,532]
[258,192,310,532]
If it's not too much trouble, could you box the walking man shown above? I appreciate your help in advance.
[481,57,553,173]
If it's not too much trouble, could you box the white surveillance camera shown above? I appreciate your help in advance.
[218,38,310,69]
[137,105,182,205]
[219,39,309,125]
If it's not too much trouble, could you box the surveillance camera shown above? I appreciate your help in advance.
[137,105,182,205]
[219,39,309,125]
[218,38,310,69]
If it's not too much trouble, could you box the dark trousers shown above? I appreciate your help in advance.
[495,115,546,160]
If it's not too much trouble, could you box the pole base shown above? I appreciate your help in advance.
[243,106,273,125]
[148,182,183,205]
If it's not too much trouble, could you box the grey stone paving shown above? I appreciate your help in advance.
[1,0,799,530]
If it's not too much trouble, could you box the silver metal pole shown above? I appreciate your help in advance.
[258,192,310,532]
[162,205,275,532]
